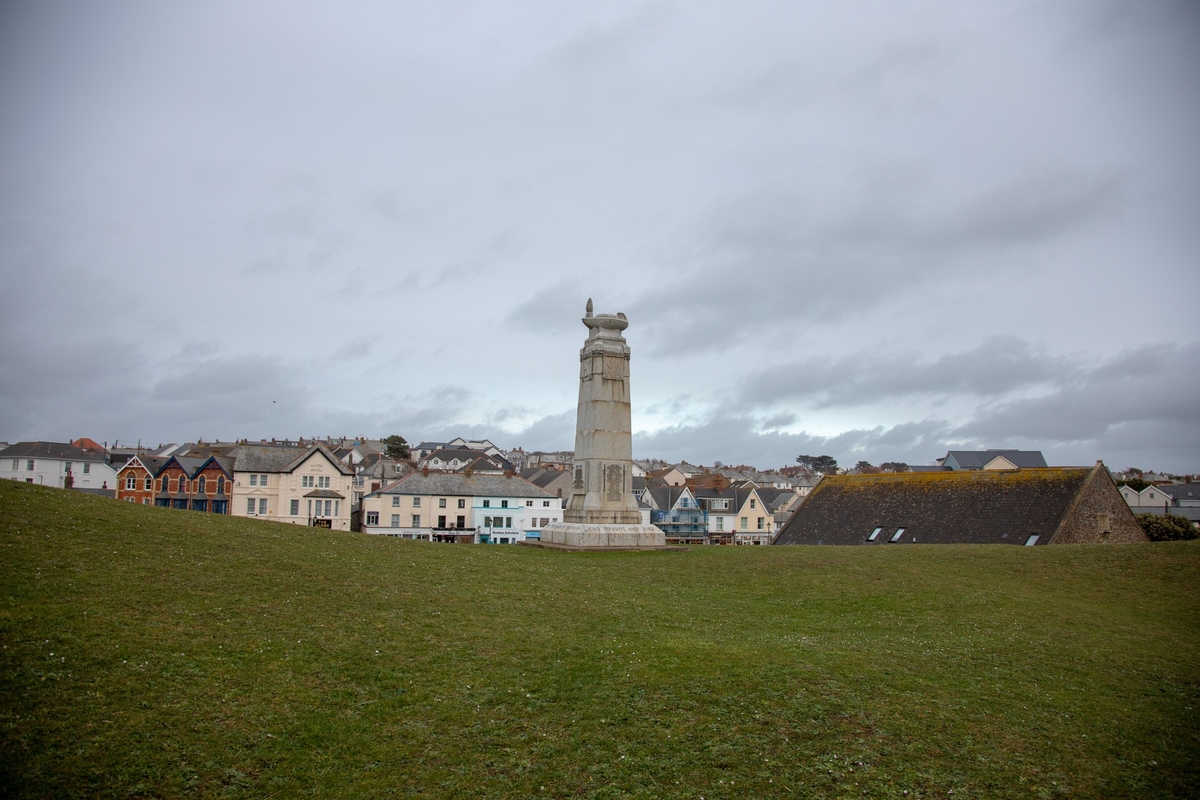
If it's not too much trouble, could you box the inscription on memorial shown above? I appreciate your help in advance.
[605,464,623,502]
[573,465,585,490]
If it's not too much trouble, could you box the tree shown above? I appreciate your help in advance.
[383,434,410,460]
[1118,478,1150,492]
[855,460,881,474]
[1135,513,1197,542]
[796,454,838,474]
[880,462,909,473]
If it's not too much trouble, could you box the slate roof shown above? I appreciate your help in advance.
[118,455,171,475]
[370,472,556,499]
[0,441,107,462]
[229,444,354,475]
[775,468,1099,546]
[944,450,1047,469]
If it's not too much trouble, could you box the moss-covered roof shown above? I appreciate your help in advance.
[774,468,1096,546]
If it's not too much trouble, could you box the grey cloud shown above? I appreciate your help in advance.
[505,281,585,334]
[958,341,1200,443]
[503,411,576,452]
[737,337,1074,409]
[633,415,957,469]
[629,167,1124,355]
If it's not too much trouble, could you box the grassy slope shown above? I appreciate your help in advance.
[1,480,1197,799]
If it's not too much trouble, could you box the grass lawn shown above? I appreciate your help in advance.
[1,480,1197,798]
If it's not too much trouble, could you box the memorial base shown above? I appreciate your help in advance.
[531,522,677,551]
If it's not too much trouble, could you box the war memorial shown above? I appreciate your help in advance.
[537,300,669,550]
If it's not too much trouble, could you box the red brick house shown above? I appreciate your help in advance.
[155,455,234,514]
[114,455,169,505]
[774,462,1146,546]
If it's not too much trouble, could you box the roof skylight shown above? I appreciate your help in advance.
[889,527,906,543]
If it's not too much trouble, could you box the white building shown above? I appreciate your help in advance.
[229,444,355,530]
[360,471,559,543]
[0,441,117,491]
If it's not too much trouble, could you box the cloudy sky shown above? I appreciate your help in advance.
[2,0,1197,472]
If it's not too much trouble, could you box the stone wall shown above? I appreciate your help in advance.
[1053,466,1148,544]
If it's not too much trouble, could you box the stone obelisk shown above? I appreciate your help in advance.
[538,299,666,549]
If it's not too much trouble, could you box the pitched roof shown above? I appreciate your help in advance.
[118,455,171,475]
[0,441,107,462]
[370,471,556,499]
[775,467,1119,545]
[229,444,354,475]
[944,449,1048,469]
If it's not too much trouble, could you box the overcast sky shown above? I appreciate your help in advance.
[1,0,1197,472]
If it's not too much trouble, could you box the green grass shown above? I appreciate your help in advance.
[1,480,1198,798]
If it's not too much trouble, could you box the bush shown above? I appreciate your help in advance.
[1135,512,1198,542]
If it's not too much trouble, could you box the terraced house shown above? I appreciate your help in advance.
[154,455,234,513]
[114,455,168,505]
[360,471,559,543]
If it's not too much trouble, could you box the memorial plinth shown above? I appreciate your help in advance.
[538,300,667,550]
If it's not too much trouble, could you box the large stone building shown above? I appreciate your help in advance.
[774,463,1146,546]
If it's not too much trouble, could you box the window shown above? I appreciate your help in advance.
[247,498,256,514]
[260,475,268,485]
[143,498,150,505]
[456,515,465,527]
[198,476,206,494]
[26,460,34,471]
[258,498,267,515]
[144,476,152,490]
[506,517,512,528]
[740,517,748,530]
[458,499,465,508]
[483,500,491,508]
[366,512,379,526]
[392,496,400,506]
[161,476,170,492]
[179,478,188,492]
[290,499,300,515]
[250,474,258,486]
[526,500,533,507]
[1025,534,1040,547]
[716,516,724,530]
[750,498,756,509]
[413,497,421,507]
[439,498,447,508]
[126,475,136,490]
[411,514,420,527]
[83,463,90,474]
[65,462,72,474]
[681,498,688,508]
[391,514,400,528]
[541,518,550,527]
[889,527,906,543]
[757,517,764,530]
[319,476,330,488]
[543,501,550,507]
[302,476,313,488]
[438,515,446,527]
[501,500,508,508]
[867,526,883,541]
[10,459,16,470]
[217,477,224,494]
